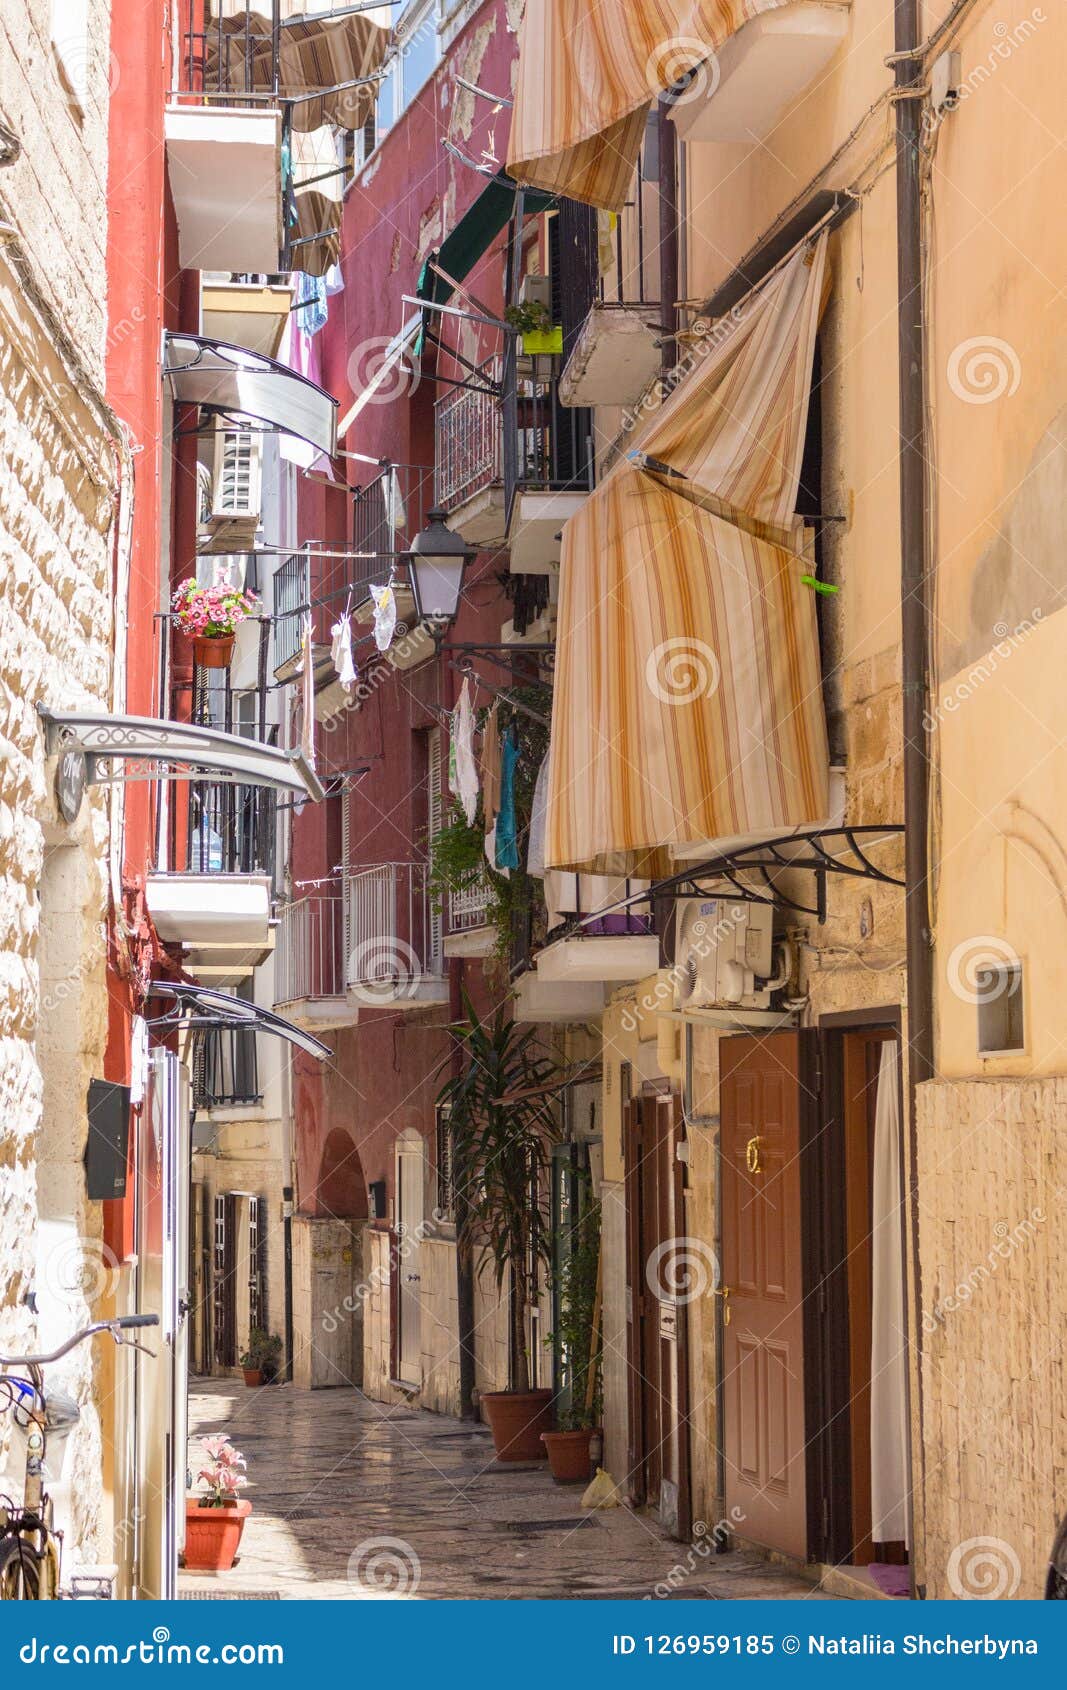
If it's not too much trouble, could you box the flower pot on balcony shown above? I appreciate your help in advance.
[242,1368,263,1388]
[541,1427,598,1485]
[183,1499,252,1572]
[481,1389,553,1463]
[193,632,236,669]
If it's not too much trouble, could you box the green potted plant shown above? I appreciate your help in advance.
[172,577,260,669]
[436,993,561,1461]
[239,1328,281,1387]
[183,1435,251,1572]
[543,1198,602,1484]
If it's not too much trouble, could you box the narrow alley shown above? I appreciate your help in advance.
[180,1383,837,1602]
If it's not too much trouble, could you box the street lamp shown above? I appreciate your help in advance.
[405,507,477,640]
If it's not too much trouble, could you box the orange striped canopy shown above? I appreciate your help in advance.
[545,237,830,876]
[506,0,793,211]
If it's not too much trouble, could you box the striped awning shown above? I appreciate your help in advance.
[507,0,792,211]
[545,236,830,877]
[205,1,392,133]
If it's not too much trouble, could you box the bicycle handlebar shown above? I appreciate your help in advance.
[0,1315,160,1368]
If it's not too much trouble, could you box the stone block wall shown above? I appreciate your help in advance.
[916,1075,1066,1598]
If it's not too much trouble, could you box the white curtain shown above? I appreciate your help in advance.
[869,1041,910,1545]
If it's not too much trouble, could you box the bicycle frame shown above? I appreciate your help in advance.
[0,1317,159,1600]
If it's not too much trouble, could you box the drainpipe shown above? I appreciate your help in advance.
[657,97,680,373]
[893,0,930,1563]
[450,956,477,1419]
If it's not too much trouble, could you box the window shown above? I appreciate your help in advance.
[977,962,1026,1056]
[354,0,443,171]
[435,1102,455,1224]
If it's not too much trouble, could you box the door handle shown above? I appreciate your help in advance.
[714,1286,731,1326]
[745,1135,762,1175]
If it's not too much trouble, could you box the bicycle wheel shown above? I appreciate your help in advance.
[0,1536,44,1598]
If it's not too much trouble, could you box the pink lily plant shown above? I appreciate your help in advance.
[197,1434,249,1507]
[172,578,260,639]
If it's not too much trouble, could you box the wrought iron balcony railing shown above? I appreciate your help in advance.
[347,861,446,1006]
[434,357,503,512]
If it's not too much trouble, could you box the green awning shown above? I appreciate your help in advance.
[415,172,557,347]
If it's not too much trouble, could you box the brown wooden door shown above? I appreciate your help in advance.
[720,1033,811,1561]
[624,1087,691,1539]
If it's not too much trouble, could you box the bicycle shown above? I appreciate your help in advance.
[0,1315,159,1599]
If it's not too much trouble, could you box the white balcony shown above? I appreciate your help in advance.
[346,863,449,1010]
[164,105,282,273]
[536,880,658,984]
[512,974,606,1025]
[508,490,589,574]
[669,3,851,145]
[273,895,355,1030]
[559,303,663,409]
[146,872,274,985]
[444,879,494,960]
[202,276,292,360]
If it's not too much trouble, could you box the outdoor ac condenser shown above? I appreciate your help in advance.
[205,426,263,548]
[673,897,776,1011]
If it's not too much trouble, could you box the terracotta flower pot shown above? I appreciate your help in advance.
[481,1389,553,1462]
[183,1499,251,1572]
[541,1428,597,1485]
[193,632,236,670]
[242,1368,263,1387]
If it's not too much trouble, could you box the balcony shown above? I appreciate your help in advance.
[148,775,277,985]
[502,348,595,573]
[193,1025,261,1116]
[273,894,354,1030]
[559,149,663,411]
[668,2,851,145]
[346,863,448,1010]
[536,880,658,985]
[434,357,505,545]
[443,878,494,960]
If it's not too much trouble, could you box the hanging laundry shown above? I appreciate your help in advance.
[495,723,520,872]
[527,747,550,877]
[449,677,479,825]
[295,270,329,337]
[331,609,357,693]
[295,614,317,816]
[480,701,503,869]
[385,465,407,536]
[370,582,397,652]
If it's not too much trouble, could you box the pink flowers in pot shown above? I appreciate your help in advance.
[197,1434,248,1507]
[172,577,260,639]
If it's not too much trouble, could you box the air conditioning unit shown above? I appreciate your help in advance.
[519,273,552,313]
[673,897,776,1011]
[205,427,262,548]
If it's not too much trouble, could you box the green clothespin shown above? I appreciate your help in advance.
[801,574,840,596]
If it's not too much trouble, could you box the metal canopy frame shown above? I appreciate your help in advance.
[38,706,325,809]
[146,982,331,1062]
[646,826,905,922]
[162,331,338,457]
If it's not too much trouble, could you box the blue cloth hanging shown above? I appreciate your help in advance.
[495,724,520,871]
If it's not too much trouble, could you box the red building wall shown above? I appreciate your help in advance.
[290,1,520,1219]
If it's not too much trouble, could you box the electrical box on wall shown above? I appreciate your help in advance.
[673,897,776,1011]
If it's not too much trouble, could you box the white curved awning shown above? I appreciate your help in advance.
[163,332,338,457]
[38,706,324,820]
[149,982,332,1061]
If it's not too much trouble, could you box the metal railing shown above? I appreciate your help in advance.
[274,894,346,1004]
[502,346,595,520]
[178,1,281,107]
[449,878,490,934]
[273,549,310,672]
[186,778,276,878]
[433,357,502,510]
[600,137,659,309]
[347,862,443,995]
[194,1026,261,1111]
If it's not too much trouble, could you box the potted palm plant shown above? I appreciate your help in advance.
[543,1198,602,1484]
[437,993,560,1462]
[183,1435,251,1572]
[172,576,260,669]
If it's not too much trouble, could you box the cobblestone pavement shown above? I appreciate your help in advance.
[180,1379,845,1601]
